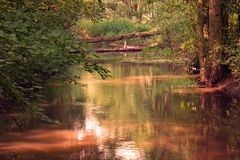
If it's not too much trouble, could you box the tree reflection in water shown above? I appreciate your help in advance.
[0,62,240,160]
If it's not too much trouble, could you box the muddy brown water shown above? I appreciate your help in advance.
[0,62,239,160]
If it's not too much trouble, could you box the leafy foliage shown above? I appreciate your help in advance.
[223,1,240,77]
[225,41,240,76]
[0,0,109,121]
[152,0,195,51]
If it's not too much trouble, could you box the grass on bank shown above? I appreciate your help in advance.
[74,18,151,38]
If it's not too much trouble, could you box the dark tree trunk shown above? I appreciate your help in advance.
[221,2,229,44]
[238,14,240,32]
[209,0,223,84]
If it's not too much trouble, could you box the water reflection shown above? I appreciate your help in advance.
[0,62,240,160]
[75,106,104,141]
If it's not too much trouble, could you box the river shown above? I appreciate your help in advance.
[0,61,239,160]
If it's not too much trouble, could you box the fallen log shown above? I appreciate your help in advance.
[83,30,160,43]
[94,47,144,53]
[69,46,145,54]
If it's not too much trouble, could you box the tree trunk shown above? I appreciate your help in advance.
[209,0,222,84]
[196,0,208,84]
[221,2,228,44]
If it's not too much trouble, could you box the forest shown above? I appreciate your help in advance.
[0,0,240,160]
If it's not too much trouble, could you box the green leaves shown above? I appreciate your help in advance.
[152,0,195,53]
[0,0,110,122]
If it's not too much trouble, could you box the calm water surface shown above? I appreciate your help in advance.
[0,61,240,160]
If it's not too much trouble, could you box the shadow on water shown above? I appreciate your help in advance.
[0,61,240,160]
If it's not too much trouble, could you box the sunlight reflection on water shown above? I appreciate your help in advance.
[76,106,105,141]
[75,105,146,160]
[115,142,145,160]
